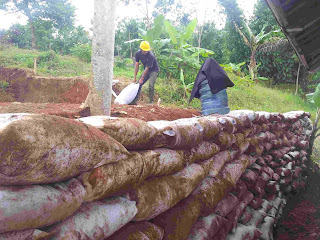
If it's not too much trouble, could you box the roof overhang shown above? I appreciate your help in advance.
[265,0,320,72]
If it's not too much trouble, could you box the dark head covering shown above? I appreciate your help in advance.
[189,58,234,102]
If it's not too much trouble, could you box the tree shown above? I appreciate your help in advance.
[234,21,281,80]
[217,0,249,63]
[0,0,75,50]
[250,0,277,35]
[83,0,116,115]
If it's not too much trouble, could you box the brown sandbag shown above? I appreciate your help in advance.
[207,150,238,178]
[0,229,51,240]
[188,141,220,163]
[79,152,146,202]
[192,177,231,217]
[0,114,131,185]
[108,222,164,240]
[148,119,203,149]
[128,163,207,221]
[187,213,227,240]
[213,131,236,150]
[219,155,251,187]
[153,196,202,240]
[78,116,161,150]
[192,117,222,140]
[0,178,86,233]
[47,197,137,240]
[81,149,188,202]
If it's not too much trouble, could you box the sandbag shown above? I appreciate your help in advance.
[192,177,230,217]
[153,196,202,240]
[139,148,187,176]
[226,224,262,240]
[194,117,222,140]
[0,114,131,185]
[207,150,237,177]
[108,222,164,240]
[78,116,161,150]
[187,213,227,240]
[188,141,220,163]
[239,207,254,225]
[231,179,248,199]
[259,216,275,240]
[249,197,264,209]
[0,229,51,240]
[219,156,251,187]
[246,208,267,227]
[79,152,146,202]
[213,131,236,150]
[212,193,239,217]
[148,119,203,149]
[47,197,137,240]
[0,178,85,233]
[226,191,254,233]
[114,83,140,104]
[128,163,207,221]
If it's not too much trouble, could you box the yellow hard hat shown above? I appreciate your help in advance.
[140,41,150,51]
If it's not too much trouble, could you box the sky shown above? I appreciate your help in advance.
[0,0,257,31]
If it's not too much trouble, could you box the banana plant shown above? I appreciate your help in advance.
[234,21,281,81]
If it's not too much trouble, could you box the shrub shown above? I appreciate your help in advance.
[70,43,91,63]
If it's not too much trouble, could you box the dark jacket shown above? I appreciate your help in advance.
[189,58,234,102]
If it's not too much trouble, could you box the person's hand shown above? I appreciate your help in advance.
[139,78,143,84]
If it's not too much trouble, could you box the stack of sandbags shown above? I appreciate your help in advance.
[0,114,138,239]
[0,110,312,240]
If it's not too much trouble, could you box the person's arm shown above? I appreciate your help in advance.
[134,62,139,83]
[139,67,149,84]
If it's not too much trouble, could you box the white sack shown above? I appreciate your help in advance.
[115,83,140,104]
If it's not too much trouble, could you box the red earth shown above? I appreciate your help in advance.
[0,102,201,121]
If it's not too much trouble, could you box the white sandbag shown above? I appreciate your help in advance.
[187,213,227,240]
[47,197,137,240]
[114,83,140,104]
[0,178,86,233]
[226,223,261,240]
[259,216,275,240]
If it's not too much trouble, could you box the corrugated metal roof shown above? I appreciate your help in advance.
[265,0,320,72]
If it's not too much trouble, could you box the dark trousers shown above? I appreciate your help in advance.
[130,71,158,104]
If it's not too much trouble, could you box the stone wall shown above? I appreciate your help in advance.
[0,110,312,239]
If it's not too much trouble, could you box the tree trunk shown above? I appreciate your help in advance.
[295,63,301,95]
[85,0,116,116]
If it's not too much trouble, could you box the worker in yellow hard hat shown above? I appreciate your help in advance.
[129,41,160,105]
